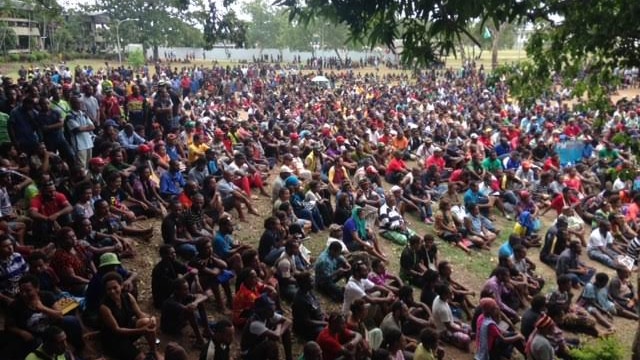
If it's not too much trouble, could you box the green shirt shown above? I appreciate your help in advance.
[482,158,503,173]
[0,112,9,144]
[25,345,67,360]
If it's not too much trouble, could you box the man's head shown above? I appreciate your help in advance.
[327,312,346,334]
[42,326,68,356]
[212,318,234,345]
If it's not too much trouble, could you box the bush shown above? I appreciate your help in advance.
[8,53,19,62]
[569,337,624,360]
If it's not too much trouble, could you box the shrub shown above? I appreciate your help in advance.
[8,53,19,62]
[569,337,624,360]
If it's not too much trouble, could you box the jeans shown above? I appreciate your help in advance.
[295,207,325,232]
[587,248,616,268]
[567,268,596,286]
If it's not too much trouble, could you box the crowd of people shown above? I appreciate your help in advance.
[0,58,639,360]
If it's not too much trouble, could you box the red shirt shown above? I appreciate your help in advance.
[425,155,445,171]
[549,194,578,214]
[316,327,354,360]
[543,157,559,171]
[30,192,70,217]
[385,158,407,176]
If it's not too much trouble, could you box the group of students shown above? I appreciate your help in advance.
[0,57,639,360]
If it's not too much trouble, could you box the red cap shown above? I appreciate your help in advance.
[89,157,105,166]
[290,133,300,140]
[336,136,345,144]
[138,144,152,153]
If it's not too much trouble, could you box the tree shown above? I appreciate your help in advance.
[271,0,639,110]
[128,48,145,69]
[244,0,280,54]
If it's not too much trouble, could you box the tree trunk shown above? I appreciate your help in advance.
[333,48,342,64]
[491,25,504,71]
[152,45,159,61]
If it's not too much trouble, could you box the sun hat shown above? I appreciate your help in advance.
[99,252,121,268]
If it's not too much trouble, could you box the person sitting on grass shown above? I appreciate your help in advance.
[378,191,417,246]
[580,272,639,325]
[608,266,638,315]
[555,240,595,288]
[160,277,213,348]
[587,220,622,268]
[189,239,234,311]
[368,258,404,296]
[546,274,601,337]
[463,204,498,250]
[400,235,429,287]
[314,241,351,302]
[431,284,472,352]
[474,297,526,360]
[343,206,387,262]
[434,199,471,253]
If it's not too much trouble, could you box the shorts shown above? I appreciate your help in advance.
[222,196,236,211]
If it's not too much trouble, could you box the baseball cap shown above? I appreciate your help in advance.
[280,165,293,174]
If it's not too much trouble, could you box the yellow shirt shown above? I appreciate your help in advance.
[188,142,209,164]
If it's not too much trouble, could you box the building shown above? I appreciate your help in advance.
[0,0,43,52]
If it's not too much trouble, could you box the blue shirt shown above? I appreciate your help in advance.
[314,249,342,285]
[160,170,185,196]
[342,218,357,248]
[214,231,233,259]
[498,242,513,259]
[463,189,483,209]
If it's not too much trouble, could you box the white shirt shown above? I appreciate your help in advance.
[587,228,613,251]
[342,276,375,315]
[432,295,453,333]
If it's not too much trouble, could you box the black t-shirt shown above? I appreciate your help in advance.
[151,259,188,308]
[9,291,57,336]
[161,294,194,335]
[520,308,541,339]
[161,213,188,245]
[258,229,280,262]
[292,290,324,340]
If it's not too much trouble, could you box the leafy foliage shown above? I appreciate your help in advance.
[127,48,145,69]
[568,336,624,360]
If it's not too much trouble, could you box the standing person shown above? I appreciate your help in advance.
[36,97,74,165]
[8,96,39,154]
[66,95,95,169]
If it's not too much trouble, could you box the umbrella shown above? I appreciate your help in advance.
[311,75,329,83]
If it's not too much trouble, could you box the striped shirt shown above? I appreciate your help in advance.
[0,252,28,297]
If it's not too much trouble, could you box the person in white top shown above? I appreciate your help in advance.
[587,220,620,268]
[431,284,471,351]
[341,260,394,315]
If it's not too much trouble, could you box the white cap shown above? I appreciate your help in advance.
[280,165,293,173]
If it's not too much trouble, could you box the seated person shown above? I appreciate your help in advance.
[189,239,234,311]
[91,199,153,241]
[463,204,498,250]
[0,234,29,306]
[151,245,200,309]
[161,277,213,347]
[232,268,277,329]
[474,298,525,360]
[84,252,138,327]
[400,235,428,287]
[539,217,570,266]
[580,272,639,323]
[546,274,601,337]
[213,216,252,274]
[434,199,470,253]
[555,240,595,288]
[378,192,417,246]
[316,312,363,360]
[240,295,293,360]
[368,259,403,295]
[512,245,545,296]
[343,206,387,262]
[314,241,351,302]
[5,275,84,359]
[292,272,327,341]
[99,272,159,360]
[431,284,472,352]
[161,200,202,260]
[587,220,622,268]
[608,266,638,314]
